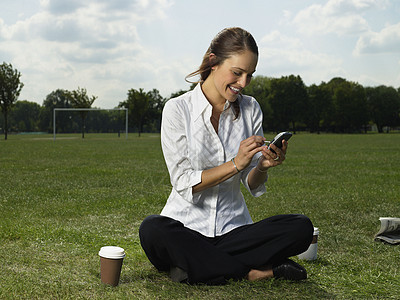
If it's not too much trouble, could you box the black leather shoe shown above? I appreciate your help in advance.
[170,267,188,283]
[272,259,307,280]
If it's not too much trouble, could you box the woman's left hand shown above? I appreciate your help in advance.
[257,140,288,171]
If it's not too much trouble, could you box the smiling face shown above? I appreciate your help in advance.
[202,50,258,105]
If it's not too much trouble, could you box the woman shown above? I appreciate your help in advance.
[139,27,313,285]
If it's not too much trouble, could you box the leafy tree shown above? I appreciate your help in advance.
[120,88,149,137]
[0,62,24,140]
[365,85,400,133]
[146,89,166,132]
[40,89,74,133]
[67,87,97,138]
[9,100,41,132]
[327,78,368,133]
[243,75,273,131]
[119,88,165,136]
[268,75,308,133]
[306,83,332,133]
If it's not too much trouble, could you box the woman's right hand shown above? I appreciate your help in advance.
[194,135,266,194]
[234,135,266,171]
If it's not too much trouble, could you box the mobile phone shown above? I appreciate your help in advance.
[266,131,292,154]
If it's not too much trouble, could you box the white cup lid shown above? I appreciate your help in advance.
[313,227,319,235]
[99,246,126,259]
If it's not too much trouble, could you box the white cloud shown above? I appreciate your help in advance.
[0,18,5,39]
[354,22,400,55]
[40,0,84,15]
[1,0,398,108]
[292,0,388,36]
[258,30,343,84]
[260,30,302,48]
[0,0,175,107]
[325,0,388,14]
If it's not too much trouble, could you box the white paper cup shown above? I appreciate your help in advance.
[99,246,126,286]
[298,227,319,261]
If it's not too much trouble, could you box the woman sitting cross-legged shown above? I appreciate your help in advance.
[139,27,313,285]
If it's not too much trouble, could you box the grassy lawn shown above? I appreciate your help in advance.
[0,132,399,299]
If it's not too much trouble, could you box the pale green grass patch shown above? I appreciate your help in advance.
[0,133,399,299]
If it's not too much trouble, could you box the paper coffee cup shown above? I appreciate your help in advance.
[99,246,126,286]
[298,227,319,261]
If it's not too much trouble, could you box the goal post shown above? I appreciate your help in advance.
[53,108,128,140]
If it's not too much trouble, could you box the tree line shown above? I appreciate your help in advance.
[1,62,400,140]
[244,75,400,134]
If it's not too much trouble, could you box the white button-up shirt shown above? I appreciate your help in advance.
[160,83,267,237]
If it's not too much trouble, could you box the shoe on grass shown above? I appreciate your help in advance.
[272,259,307,281]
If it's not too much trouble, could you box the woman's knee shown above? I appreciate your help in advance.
[139,215,183,241]
[139,215,166,239]
[290,214,314,247]
[296,214,313,231]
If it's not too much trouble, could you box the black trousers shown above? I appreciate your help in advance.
[139,214,313,284]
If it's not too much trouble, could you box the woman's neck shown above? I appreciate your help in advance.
[201,77,226,112]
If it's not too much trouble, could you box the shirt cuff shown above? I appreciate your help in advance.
[188,170,203,204]
[246,172,268,197]
[242,155,268,197]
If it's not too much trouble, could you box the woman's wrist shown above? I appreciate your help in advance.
[256,156,268,173]
[231,157,241,173]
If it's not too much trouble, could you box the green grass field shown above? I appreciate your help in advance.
[0,133,399,299]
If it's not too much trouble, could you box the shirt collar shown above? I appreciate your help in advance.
[192,83,211,121]
[192,83,234,121]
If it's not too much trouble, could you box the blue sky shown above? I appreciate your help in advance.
[1,0,399,108]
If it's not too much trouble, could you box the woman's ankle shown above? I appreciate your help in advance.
[246,267,274,281]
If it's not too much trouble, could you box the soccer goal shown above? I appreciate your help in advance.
[53,108,128,140]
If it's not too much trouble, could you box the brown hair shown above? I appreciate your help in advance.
[186,27,258,83]
[186,27,258,118]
